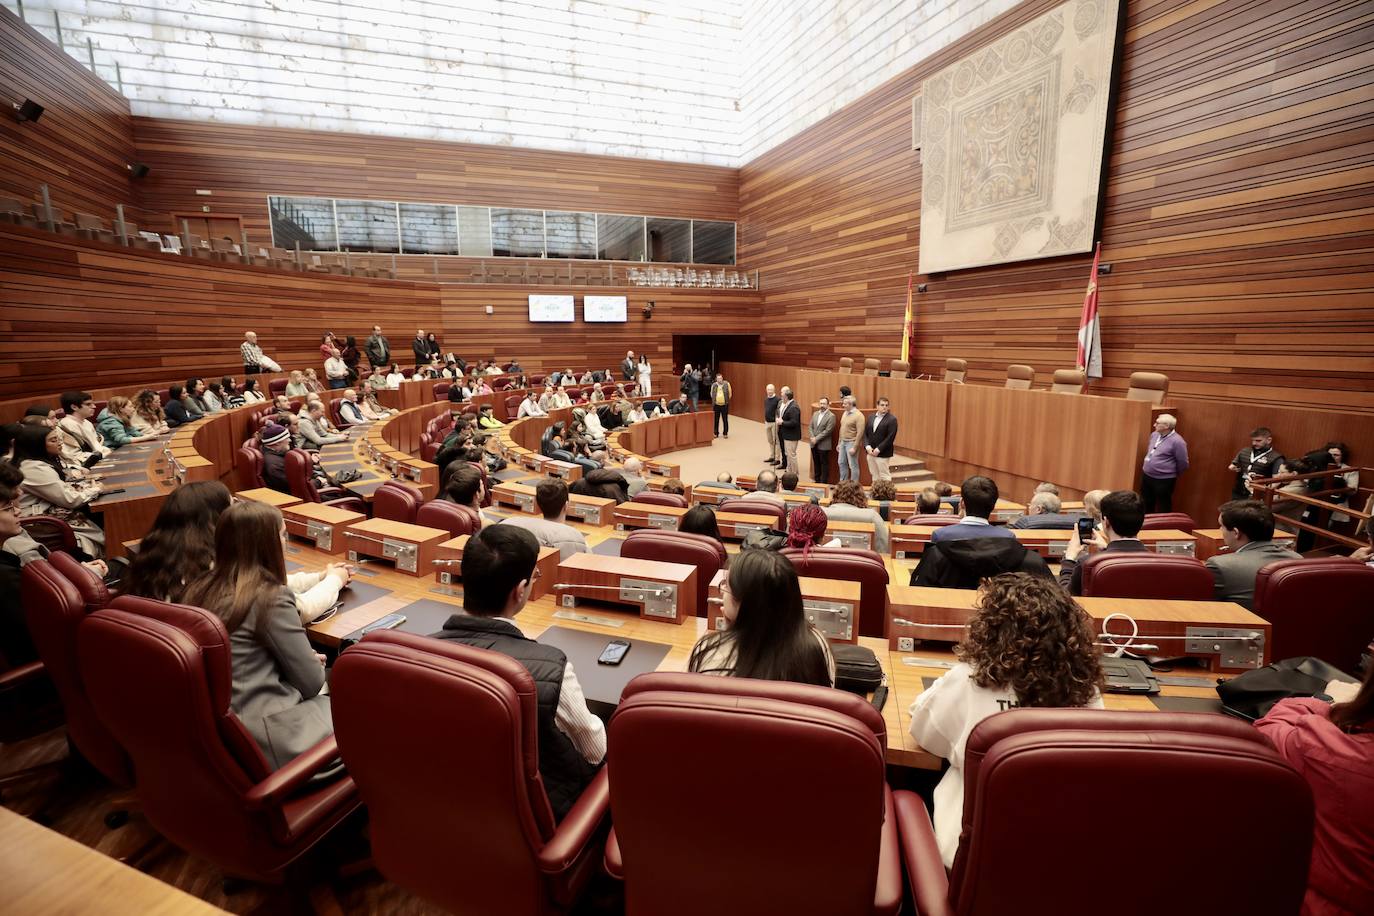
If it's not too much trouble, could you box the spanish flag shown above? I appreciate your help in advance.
[901,271,914,364]
[1077,243,1103,380]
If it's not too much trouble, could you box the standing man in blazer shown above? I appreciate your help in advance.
[365,325,391,372]
[776,386,802,473]
[709,372,732,438]
[411,329,429,367]
[762,384,781,465]
[621,350,637,382]
[864,397,898,482]
[808,396,836,484]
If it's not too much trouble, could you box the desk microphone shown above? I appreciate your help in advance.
[431,559,460,566]
[553,583,670,598]
[892,618,967,630]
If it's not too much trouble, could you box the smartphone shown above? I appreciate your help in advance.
[359,613,406,634]
[1076,517,1096,542]
[597,639,632,666]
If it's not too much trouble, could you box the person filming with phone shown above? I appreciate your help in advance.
[1057,490,1149,596]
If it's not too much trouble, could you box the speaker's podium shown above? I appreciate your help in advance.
[553,553,698,624]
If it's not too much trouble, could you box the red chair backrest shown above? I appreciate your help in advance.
[781,547,889,639]
[284,448,323,502]
[432,382,451,401]
[504,396,522,420]
[415,499,480,538]
[373,481,422,525]
[620,531,725,616]
[530,374,545,386]
[1142,512,1199,531]
[331,632,558,914]
[720,498,787,531]
[156,387,171,406]
[20,559,130,786]
[237,445,266,489]
[268,378,288,396]
[77,598,324,880]
[1079,553,1214,600]
[1253,558,1374,674]
[19,516,78,555]
[420,434,439,463]
[49,550,110,612]
[948,709,1313,915]
[630,491,688,509]
[610,673,888,916]
[327,398,347,428]
[902,514,960,527]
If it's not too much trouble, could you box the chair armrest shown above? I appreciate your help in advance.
[603,827,623,879]
[893,789,952,916]
[316,486,347,500]
[874,785,903,915]
[324,497,368,514]
[0,660,45,690]
[243,735,343,810]
[537,766,610,875]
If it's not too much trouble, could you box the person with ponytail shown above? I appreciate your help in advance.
[784,503,838,555]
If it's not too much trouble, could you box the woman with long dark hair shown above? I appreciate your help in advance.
[12,425,104,558]
[679,504,723,544]
[1256,663,1374,915]
[688,549,833,687]
[181,501,334,770]
[910,572,1104,868]
[123,481,232,603]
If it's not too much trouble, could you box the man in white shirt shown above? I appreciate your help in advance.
[337,389,366,426]
[57,391,111,466]
[739,469,786,508]
[518,391,548,419]
[499,479,588,560]
[537,384,558,412]
[324,353,349,389]
[431,525,605,819]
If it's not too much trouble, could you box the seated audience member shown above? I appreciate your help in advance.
[741,469,786,509]
[477,404,504,430]
[164,385,194,427]
[824,480,889,554]
[550,386,573,410]
[910,519,1049,590]
[478,433,507,473]
[23,405,57,428]
[661,477,686,496]
[285,370,310,398]
[384,363,406,389]
[202,380,227,412]
[499,479,587,560]
[628,402,650,424]
[1353,524,1374,566]
[1082,488,1109,522]
[916,488,943,517]
[700,471,742,491]
[786,504,837,553]
[337,389,366,426]
[324,352,349,389]
[57,391,111,466]
[303,368,326,394]
[578,369,594,385]
[184,378,211,416]
[358,388,392,421]
[271,393,293,416]
[570,468,631,504]
[432,525,604,819]
[537,385,558,412]
[95,396,161,449]
[257,424,294,493]
[1325,442,1359,533]
[1256,665,1374,916]
[442,462,485,515]
[0,462,40,664]
[447,377,471,403]
[781,471,803,495]
[934,480,960,513]
[519,391,549,419]
[679,504,724,543]
[1057,489,1148,595]
[181,502,334,771]
[473,377,494,397]
[930,476,1015,544]
[1009,491,1077,530]
[869,479,898,519]
[1035,482,1060,496]
[240,377,266,404]
[910,573,1105,868]
[619,457,648,497]
[1205,500,1303,609]
[130,389,171,434]
[123,481,232,604]
[300,402,347,449]
[13,426,104,558]
[588,383,606,403]
[688,549,834,687]
[668,393,692,415]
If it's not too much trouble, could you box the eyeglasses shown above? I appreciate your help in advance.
[0,500,21,516]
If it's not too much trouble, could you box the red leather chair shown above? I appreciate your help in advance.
[1253,558,1374,674]
[505,396,523,420]
[331,631,610,915]
[77,598,361,882]
[606,673,900,915]
[156,387,172,406]
[237,445,266,489]
[432,382,451,401]
[530,374,545,386]
[373,481,422,525]
[1079,553,1214,600]
[284,449,367,513]
[719,498,787,531]
[782,547,889,639]
[902,514,961,527]
[629,491,688,509]
[416,499,480,537]
[1142,512,1199,531]
[20,558,130,789]
[419,433,440,463]
[268,378,288,397]
[895,709,1313,916]
[19,516,79,556]
[620,531,725,616]
[327,397,347,429]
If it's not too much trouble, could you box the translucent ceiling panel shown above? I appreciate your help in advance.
[491,208,545,258]
[692,220,736,264]
[457,207,493,257]
[268,196,337,251]
[597,214,645,261]
[400,203,459,255]
[646,217,691,263]
[545,211,597,259]
[336,199,400,253]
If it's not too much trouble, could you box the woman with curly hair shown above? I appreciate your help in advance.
[824,479,889,553]
[909,572,1104,868]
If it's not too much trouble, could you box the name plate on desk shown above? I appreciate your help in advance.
[804,599,854,642]
[566,496,614,527]
[344,518,448,576]
[492,483,538,514]
[282,502,364,554]
[1139,530,1198,557]
[544,460,583,482]
[1153,540,1195,556]
[832,531,872,550]
[555,553,697,624]
[613,503,687,532]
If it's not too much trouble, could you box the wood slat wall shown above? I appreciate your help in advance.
[0,8,136,219]
[737,0,1374,413]
[0,225,761,404]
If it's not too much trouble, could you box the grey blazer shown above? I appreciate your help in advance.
[809,409,836,450]
[1204,541,1302,609]
[229,587,332,770]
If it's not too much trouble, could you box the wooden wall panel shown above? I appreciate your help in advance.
[0,8,136,219]
[738,0,1374,413]
[0,226,761,404]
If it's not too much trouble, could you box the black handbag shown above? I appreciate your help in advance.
[1216,656,1359,721]
[832,644,883,695]
[740,528,787,551]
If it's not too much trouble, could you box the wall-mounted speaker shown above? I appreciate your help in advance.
[127,162,150,179]
[14,99,44,122]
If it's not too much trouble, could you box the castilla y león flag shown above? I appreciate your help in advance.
[1077,243,1103,380]
[901,272,914,364]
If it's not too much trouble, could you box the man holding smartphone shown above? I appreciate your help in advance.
[1057,490,1149,595]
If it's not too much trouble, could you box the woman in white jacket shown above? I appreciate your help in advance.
[637,356,652,397]
[12,426,105,558]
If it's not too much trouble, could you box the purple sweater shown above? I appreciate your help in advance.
[1142,431,1189,479]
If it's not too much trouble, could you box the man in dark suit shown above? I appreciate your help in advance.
[621,350,637,382]
[863,396,898,482]
[776,386,802,472]
[1205,499,1302,608]
[1057,490,1149,595]
[808,395,836,483]
[411,329,429,367]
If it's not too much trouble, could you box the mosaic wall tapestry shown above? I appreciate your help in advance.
[916,0,1120,274]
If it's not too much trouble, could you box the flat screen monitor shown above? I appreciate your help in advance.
[584,295,628,323]
[528,294,575,322]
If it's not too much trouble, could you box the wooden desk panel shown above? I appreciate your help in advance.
[826,519,876,550]
[716,512,776,540]
[1192,529,1296,561]
[432,535,557,600]
[554,552,698,625]
[613,502,687,531]
[706,571,861,643]
[889,526,1198,559]
[343,517,449,575]
[282,502,364,554]
[234,487,302,508]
